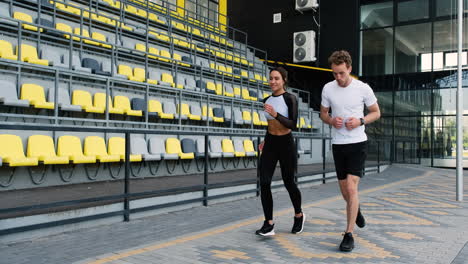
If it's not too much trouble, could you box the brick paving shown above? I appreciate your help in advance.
[1,165,467,264]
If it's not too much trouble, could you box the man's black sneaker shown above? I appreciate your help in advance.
[339,232,355,252]
[356,207,366,228]
[255,220,275,236]
[291,213,306,234]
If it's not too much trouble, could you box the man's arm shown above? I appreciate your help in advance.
[363,103,380,125]
[320,105,343,128]
[320,105,333,125]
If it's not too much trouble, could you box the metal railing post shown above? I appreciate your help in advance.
[203,134,209,206]
[124,132,130,222]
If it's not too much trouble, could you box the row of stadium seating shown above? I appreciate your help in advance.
[0,38,269,96]
[0,134,259,167]
[0,80,315,128]
[0,0,265,74]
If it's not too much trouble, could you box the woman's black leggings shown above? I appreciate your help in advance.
[259,133,302,221]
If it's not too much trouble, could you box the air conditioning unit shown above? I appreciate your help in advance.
[295,0,318,11]
[293,30,316,63]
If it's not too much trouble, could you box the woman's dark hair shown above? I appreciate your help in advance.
[270,67,288,89]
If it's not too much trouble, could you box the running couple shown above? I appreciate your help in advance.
[255,50,381,253]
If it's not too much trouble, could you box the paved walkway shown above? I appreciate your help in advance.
[1,165,468,264]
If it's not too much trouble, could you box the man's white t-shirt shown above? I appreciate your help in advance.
[321,78,377,145]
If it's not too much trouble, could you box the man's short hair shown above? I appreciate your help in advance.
[328,50,352,68]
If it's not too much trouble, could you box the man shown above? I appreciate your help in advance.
[320,50,381,252]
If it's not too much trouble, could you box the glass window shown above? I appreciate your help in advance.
[208,1,218,26]
[394,73,432,115]
[361,1,393,29]
[397,0,429,23]
[166,0,177,11]
[185,0,197,18]
[395,23,431,73]
[436,0,468,17]
[433,70,468,115]
[199,0,209,22]
[361,28,394,76]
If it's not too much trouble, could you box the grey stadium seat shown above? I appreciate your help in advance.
[190,104,207,121]
[41,48,68,68]
[208,138,223,158]
[130,137,161,161]
[233,108,244,125]
[47,87,82,111]
[183,75,198,91]
[0,80,30,107]
[194,138,206,158]
[233,139,246,155]
[223,106,232,122]
[163,101,182,119]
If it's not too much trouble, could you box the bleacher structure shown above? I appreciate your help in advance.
[0,0,325,191]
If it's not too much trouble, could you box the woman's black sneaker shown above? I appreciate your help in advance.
[291,213,306,234]
[255,220,275,236]
[356,207,366,228]
[339,232,355,252]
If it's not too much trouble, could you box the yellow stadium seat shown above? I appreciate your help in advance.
[253,112,262,126]
[91,32,111,48]
[13,12,41,32]
[161,73,175,87]
[241,88,251,101]
[206,81,217,94]
[171,21,187,32]
[132,68,146,82]
[243,139,258,156]
[242,111,252,123]
[84,136,120,163]
[241,70,248,78]
[0,40,18,60]
[263,92,270,98]
[57,136,96,164]
[159,49,172,62]
[166,138,194,159]
[215,83,224,96]
[55,23,74,40]
[148,99,174,119]
[222,139,244,157]
[118,64,134,80]
[108,137,142,162]
[71,90,104,113]
[114,95,143,116]
[233,86,241,97]
[18,44,49,66]
[125,4,138,15]
[135,43,146,52]
[147,47,160,60]
[191,27,203,37]
[91,14,109,24]
[172,53,190,67]
[74,28,100,46]
[178,104,201,120]
[118,22,133,31]
[0,134,38,166]
[20,84,54,109]
[174,39,190,48]
[94,93,124,115]
[27,135,69,165]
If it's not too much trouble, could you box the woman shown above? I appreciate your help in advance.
[255,67,305,236]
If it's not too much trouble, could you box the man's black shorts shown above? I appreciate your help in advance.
[332,141,367,180]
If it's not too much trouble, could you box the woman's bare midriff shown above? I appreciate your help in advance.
[267,119,291,135]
